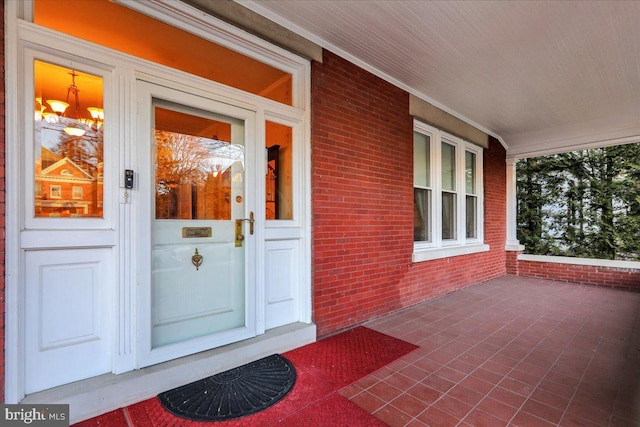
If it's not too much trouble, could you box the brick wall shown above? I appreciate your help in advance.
[311,51,507,337]
[1,0,6,403]
[517,260,640,290]
[506,250,520,275]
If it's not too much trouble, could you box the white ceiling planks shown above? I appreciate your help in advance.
[239,0,640,157]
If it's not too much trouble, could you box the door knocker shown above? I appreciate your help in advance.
[191,248,203,271]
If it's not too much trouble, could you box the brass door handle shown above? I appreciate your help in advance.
[247,211,255,235]
[241,211,255,235]
[235,212,254,247]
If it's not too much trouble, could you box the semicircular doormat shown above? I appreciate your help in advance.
[158,354,296,422]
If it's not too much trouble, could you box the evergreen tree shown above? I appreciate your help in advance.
[517,142,640,261]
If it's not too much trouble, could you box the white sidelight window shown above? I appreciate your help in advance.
[413,120,488,262]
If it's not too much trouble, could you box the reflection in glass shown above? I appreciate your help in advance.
[154,107,243,220]
[466,195,477,239]
[442,192,456,240]
[414,188,431,242]
[414,131,432,242]
[413,132,431,188]
[34,61,104,218]
[465,151,477,239]
[441,142,456,191]
[465,151,476,194]
[266,121,293,220]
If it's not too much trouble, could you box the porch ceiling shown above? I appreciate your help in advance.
[239,0,640,158]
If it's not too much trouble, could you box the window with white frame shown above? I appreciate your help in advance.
[50,185,62,199]
[72,186,83,200]
[413,120,487,262]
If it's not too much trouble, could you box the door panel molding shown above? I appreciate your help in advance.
[24,248,113,394]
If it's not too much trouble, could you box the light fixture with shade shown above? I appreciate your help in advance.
[42,112,60,123]
[64,125,87,137]
[60,70,86,136]
[87,107,104,130]
[34,97,45,121]
[46,99,70,116]
[35,68,104,136]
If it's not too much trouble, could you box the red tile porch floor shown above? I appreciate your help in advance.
[342,275,640,427]
[76,275,640,426]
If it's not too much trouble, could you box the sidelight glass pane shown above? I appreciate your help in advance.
[441,142,456,191]
[413,132,430,188]
[266,121,293,220]
[34,61,104,218]
[442,191,456,240]
[414,188,431,242]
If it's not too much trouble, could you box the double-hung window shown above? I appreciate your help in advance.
[413,120,488,262]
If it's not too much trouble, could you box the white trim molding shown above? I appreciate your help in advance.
[413,244,490,263]
[504,158,523,251]
[5,0,313,407]
[518,254,640,270]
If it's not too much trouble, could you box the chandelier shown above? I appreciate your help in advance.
[35,70,104,137]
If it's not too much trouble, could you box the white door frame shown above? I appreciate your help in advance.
[5,0,312,403]
[135,79,259,368]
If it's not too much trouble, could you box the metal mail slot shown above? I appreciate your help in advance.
[182,227,212,238]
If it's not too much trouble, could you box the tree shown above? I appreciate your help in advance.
[52,126,103,176]
[517,142,640,261]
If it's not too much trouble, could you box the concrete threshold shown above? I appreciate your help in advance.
[22,322,317,424]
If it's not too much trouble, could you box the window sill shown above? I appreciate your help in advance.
[412,243,490,263]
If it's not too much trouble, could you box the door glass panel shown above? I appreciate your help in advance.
[266,121,293,220]
[154,106,243,220]
[152,100,245,348]
[34,60,104,218]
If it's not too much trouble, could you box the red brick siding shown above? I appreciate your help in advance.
[0,0,6,403]
[311,51,506,337]
[518,260,640,290]
[506,250,520,275]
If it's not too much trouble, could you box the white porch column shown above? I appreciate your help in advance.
[505,158,525,251]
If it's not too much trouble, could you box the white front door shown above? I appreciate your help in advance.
[136,81,257,367]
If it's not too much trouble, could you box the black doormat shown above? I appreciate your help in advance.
[157,354,296,422]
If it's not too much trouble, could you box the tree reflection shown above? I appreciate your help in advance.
[154,131,243,220]
[35,118,104,218]
[53,125,104,176]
